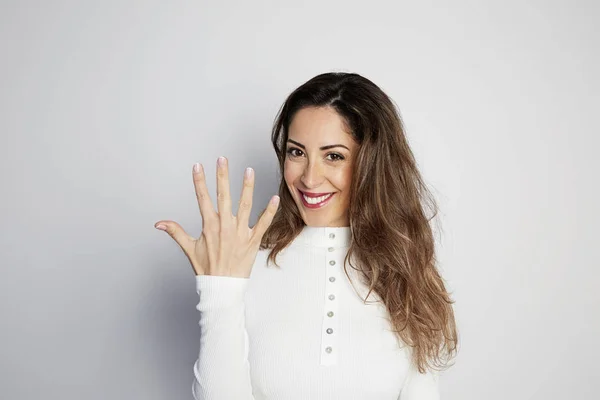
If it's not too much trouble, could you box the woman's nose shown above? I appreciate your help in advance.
[300,162,324,188]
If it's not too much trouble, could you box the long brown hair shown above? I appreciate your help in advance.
[259,72,458,373]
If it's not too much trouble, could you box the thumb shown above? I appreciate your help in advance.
[154,221,195,253]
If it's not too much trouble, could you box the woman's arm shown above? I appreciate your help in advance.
[398,363,440,400]
[192,275,255,400]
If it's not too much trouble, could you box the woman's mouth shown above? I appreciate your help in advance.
[298,190,335,209]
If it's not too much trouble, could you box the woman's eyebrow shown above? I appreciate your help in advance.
[287,139,349,151]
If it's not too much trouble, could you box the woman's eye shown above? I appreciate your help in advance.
[327,153,344,161]
[286,148,302,157]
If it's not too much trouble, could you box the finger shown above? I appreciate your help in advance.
[237,167,254,229]
[154,221,195,254]
[216,156,232,219]
[193,163,218,228]
[251,195,280,243]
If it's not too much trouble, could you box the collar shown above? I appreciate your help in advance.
[297,225,352,248]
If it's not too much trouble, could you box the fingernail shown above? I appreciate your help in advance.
[245,167,253,178]
[218,156,226,166]
[193,163,200,173]
[271,196,280,205]
[155,224,166,231]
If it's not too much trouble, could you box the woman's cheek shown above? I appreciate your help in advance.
[283,161,300,182]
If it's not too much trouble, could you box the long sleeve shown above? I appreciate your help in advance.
[398,363,440,400]
[192,275,255,400]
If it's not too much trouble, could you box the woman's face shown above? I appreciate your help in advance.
[284,106,358,227]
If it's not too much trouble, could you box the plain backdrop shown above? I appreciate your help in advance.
[1,1,598,399]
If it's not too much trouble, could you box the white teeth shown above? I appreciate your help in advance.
[302,193,332,204]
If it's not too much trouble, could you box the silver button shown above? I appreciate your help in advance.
[329,233,335,239]
[329,260,336,266]
[326,328,333,334]
[328,294,335,300]
[327,311,334,317]
[325,346,332,353]
[328,247,334,252]
[329,276,335,282]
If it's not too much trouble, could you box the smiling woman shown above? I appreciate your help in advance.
[175,72,458,400]
[261,72,458,381]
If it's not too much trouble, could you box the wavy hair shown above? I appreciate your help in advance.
[259,72,458,373]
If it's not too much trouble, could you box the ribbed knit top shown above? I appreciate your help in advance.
[192,225,440,399]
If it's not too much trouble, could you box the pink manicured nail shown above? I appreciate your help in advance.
[155,224,166,231]
[193,163,200,173]
[245,167,253,178]
[218,157,226,166]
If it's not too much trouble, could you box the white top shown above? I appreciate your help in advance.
[192,226,440,399]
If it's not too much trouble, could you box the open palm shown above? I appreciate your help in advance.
[154,157,280,277]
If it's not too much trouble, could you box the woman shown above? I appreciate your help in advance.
[154,72,458,399]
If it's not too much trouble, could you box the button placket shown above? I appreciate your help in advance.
[321,233,340,366]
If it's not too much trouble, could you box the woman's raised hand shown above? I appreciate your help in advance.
[154,157,280,278]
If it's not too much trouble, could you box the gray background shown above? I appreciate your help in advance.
[1,0,598,399]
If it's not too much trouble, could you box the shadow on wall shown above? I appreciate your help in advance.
[140,257,199,399]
